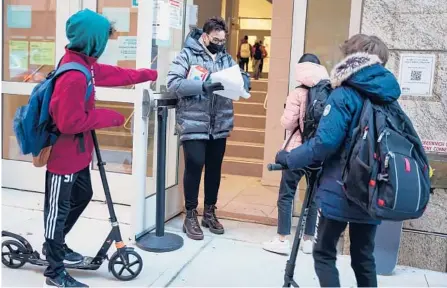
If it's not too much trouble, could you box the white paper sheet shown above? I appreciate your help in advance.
[102,7,130,33]
[98,40,119,65]
[210,65,250,101]
[118,36,137,61]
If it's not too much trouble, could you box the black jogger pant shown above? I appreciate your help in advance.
[43,166,93,278]
[312,210,378,287]
[182,138,227,211]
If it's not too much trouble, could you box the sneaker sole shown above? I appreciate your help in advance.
[262,247,289,256]
[201,219,225,235]
[44,278,59,287]
[182,225,204,240]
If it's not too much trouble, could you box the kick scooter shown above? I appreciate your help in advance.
[267,163,319,288]
[2,130,143,281]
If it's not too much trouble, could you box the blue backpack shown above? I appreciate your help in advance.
[13,62,93,166]
[340,98,431,221]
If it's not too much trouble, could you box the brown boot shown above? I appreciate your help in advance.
[183,209,204,240]
[202,205,225,235]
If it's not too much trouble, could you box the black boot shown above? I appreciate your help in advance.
[183,209,204,240]
[202,205,225,235]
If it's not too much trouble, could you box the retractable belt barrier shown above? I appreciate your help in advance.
[136,90,184,253]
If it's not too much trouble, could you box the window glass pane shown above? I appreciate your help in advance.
[304,0,351,72]
[96,0,139,89]
[97,0,138,69]
[151,0,186,92]
[93,101,155,177]
[2,94,32,162]
[2,0,57,83]
[1,96,155,177]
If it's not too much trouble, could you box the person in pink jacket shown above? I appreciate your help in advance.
[263,54,329,255]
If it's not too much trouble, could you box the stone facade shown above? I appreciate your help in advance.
[340,0,447,272]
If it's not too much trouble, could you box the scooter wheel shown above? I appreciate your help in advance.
[2,239,27,269]
[109,249,143,281]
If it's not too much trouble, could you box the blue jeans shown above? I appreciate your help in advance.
[277,169,318,236]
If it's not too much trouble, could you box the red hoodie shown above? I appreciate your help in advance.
[47,49,158,175]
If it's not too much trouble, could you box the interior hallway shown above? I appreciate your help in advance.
[198,174,304,226]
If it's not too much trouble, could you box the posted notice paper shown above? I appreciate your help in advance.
[210,65,250,101]
[102,7,130,33]
[9,40,29,76]
[30,42,55,65]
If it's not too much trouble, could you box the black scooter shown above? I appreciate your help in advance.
[267,163,320,288]
[1,131,143,281]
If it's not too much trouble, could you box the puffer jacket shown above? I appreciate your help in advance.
[281,62,329,151]
[167,29,250,141]
[285,52,401,224]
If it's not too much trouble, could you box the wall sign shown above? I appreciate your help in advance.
[422,140,447,153]
[398,54,436,97]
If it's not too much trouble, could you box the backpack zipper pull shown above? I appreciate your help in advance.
[384,154,390,168]
[377,130,386,142]
[362,127,369,140]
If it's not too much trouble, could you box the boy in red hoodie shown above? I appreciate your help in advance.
[42,9,157,287]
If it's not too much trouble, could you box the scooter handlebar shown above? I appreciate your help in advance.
[267,163,286,171]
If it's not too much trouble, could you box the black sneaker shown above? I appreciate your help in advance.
[62,244,84,263]
[42,244,84,264]
[45,270,88,287]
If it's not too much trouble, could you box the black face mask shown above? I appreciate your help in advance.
[207,42,224,54]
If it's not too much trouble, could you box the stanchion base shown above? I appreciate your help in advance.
[136,232,184,253]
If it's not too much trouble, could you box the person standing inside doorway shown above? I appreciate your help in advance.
[237,35,252,72]
[42,9,158,287]
[258,40,268,75]
[252,41,263,80]
[167,17,250,241]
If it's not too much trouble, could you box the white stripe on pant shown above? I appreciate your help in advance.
[45,175,61,239]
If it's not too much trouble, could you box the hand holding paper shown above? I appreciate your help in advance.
[210,65,251,101]
[203,82,224,94]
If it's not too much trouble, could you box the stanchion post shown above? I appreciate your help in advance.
[136,102,184,253]
[155,106,167,236]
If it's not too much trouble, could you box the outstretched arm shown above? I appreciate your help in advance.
[93,63,158,87]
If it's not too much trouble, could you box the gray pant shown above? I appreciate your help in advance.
[277,169,318,236]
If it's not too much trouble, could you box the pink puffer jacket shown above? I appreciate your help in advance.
[281,62,329,151]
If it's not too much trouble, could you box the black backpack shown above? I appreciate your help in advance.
[299,79,333,141]
[254,45,263,60]
[340,97,431,221]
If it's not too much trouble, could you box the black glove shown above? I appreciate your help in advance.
[275,150,289,168]
[203,82,224,95]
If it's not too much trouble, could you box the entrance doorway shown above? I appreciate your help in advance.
[192,0,356,224]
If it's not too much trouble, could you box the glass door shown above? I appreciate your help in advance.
[1,0,155,206]
[2,0,71,194]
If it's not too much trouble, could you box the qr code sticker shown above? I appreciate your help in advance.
[411,70,422,81]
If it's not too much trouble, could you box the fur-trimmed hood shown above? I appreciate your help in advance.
[330,52,401,103]
[295,62,329,87]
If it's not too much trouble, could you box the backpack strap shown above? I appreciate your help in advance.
[55,63,93,101]
[54,62,94,153]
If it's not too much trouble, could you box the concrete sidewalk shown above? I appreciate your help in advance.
[1,188,446,287]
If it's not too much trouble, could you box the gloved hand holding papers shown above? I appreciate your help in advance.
[210,65,251,101]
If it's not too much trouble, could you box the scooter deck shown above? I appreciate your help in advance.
[373,220,403,275]
[26,255,101,270]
